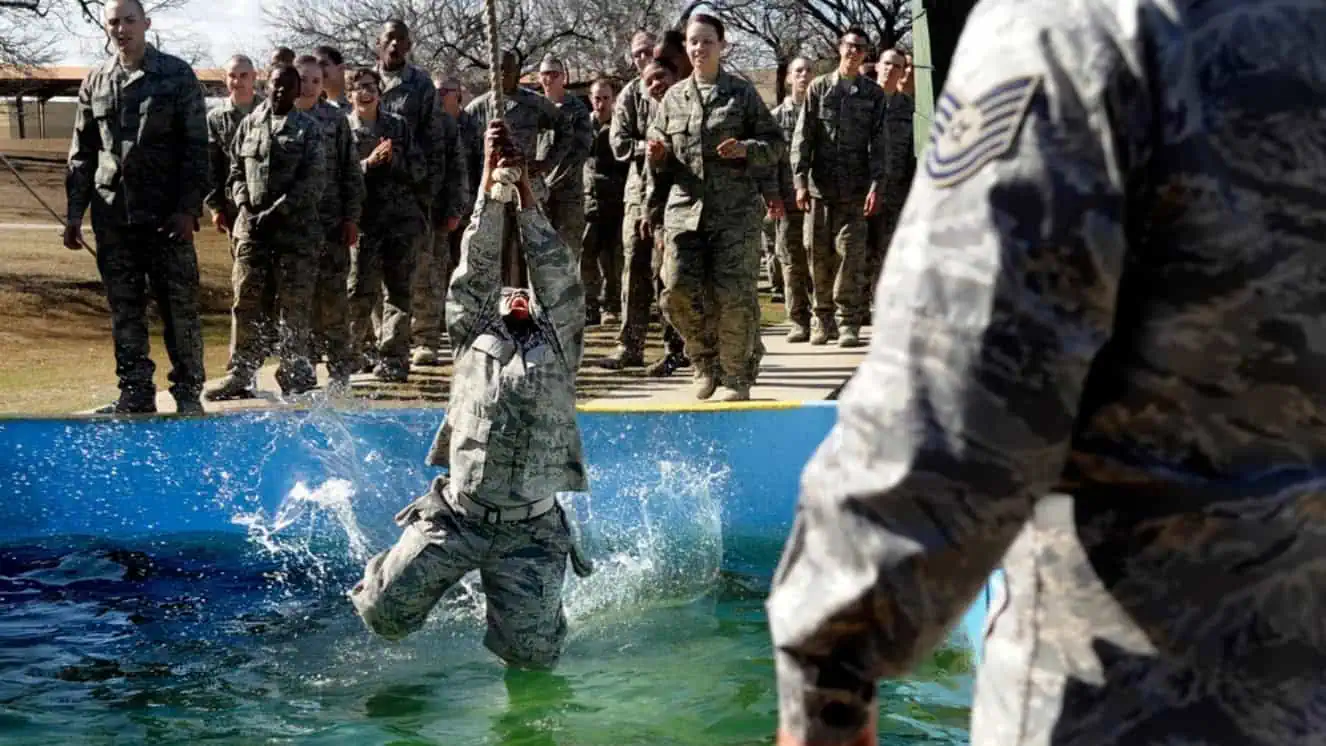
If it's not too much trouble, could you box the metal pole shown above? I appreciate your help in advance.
[0,150,97,259]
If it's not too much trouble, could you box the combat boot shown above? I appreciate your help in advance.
[786,323,810,343]
[597,347,644,370]
[645,351,689,377]
[601,310,621,326]
[412,346,440,366]
[585,307,602,327]
[712,380,751,402]
[94,386,157,415]
[693,369,719,401]
[175,398,205,416]
[838,326,864,348]
[373,360,409,383]
[203,375,256,402]
[810,319,830,346]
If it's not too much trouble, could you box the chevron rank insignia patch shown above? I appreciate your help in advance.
[925,75,1041,188]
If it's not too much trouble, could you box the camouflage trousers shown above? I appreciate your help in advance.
[760,216,784,295]
[805,198,871,328]
[311,223,355,381]
[350,479,571,668]
[227,221,318,391]
[545,189,585,260]
[93,223,205,404]
[866,202,902,298]
[410,223,453,351]
[661,212,762,386]
[618,203,654,358]
[349,218,424,369]
[582,202,624,316]
[769,211,810,328]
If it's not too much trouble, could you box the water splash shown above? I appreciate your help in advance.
[233,478,372,562]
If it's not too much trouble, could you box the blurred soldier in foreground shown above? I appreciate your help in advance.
[351,121,592,668]
[65,0,208,415]
[582,77,627,327]
[207,64,325,401]
[294,55,365,393]
[767,1,1326,744]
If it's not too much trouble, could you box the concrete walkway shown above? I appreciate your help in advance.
[112,321,870,415]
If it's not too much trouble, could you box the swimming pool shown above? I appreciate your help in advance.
[0,403,990,744]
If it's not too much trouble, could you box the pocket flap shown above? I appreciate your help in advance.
[471,332,515,364]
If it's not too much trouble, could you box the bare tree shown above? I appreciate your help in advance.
[796,0,911,52]
[267,0,683,88]
[0,0,201,67]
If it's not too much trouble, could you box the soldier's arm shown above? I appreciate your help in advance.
[439,112,464,221]
[445,196,504,349]
[419,81,445,213]
[740,85,784,170]
[174,70,210,219]
[226,121,251,210]
[867,93,888,197]
[519,202,585,369]
[571,100,594,164]
[65,75,97,224]
[203,112,228,214]
[765,11,1145,744]
[609,85,644,162]
[790,83,817,193]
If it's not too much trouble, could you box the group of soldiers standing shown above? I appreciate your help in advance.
[65,0,917,411]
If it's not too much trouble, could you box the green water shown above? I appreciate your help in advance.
[0,533,973,745]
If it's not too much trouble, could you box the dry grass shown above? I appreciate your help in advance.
[0,150,789,414]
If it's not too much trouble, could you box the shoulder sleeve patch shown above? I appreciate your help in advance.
[924,75,1042,189]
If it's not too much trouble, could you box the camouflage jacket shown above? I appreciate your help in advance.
[646,70,784,232]
[455,108,483,216]
[881,92,916,214]
[766,1,1326,744]
[609,78,652,207]
[377,63,461,219]
[427,197,588,509]
[466,86,573,185]
[347,109,426,228]
[306,100,365,229]
[227,106,325,233]
[204,98,254,218]
[584,117,627,217]
[791,71,887,202]
[536,93,593,199]
[66,44,209,228]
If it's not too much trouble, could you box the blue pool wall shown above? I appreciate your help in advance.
[0,401,994,658]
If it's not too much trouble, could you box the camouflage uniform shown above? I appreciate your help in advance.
[537,93,593,258]
[866,91,915,288]
[373,63,456,375]
[582,115,627,318]
[447,108,484,292]
[225,106,326,392]
[792,72,887,343]
[351,196,589,668]
[766,1,1326,744]
[205,98,254,228]
[306,101,366,382]
[647,71,784,396]
[768,96,811,332]
[465,86,574,206]
[347,110,427,373]
[608,78,656,362]
[411,106,466,356]
[66,44,209,411]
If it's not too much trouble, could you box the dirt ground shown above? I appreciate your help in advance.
[0,148,785,415]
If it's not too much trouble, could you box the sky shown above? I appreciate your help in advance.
[53,0,276,67]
